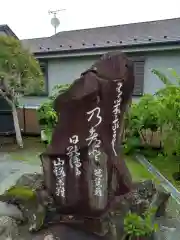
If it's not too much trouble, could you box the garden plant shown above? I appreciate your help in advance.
[37,83,70,144]
[124,68,180,183]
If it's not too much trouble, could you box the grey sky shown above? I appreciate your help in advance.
[1,0,180,40]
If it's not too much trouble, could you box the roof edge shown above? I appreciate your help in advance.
[33,40,180,56]
[0,25,19,39]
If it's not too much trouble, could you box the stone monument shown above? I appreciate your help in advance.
[40,51,134,218]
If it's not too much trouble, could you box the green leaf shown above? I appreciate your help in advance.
[152,69,172,85]
[123,210,158,237]
[168,68,180,85]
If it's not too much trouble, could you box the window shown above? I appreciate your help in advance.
[133,60,145,96]
[128,56,145,96]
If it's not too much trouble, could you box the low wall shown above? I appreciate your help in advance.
[123,128,162,148]
[140,129,162,148]
[17,107,40,135]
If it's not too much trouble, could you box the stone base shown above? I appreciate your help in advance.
[84,217,109,236]
[0,173,172,239]
[44,213,111,236]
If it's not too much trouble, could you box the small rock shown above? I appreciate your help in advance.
[134,180,156,200]
[0,216,19,240]
[114,180,157,217]
[15,173,44,191]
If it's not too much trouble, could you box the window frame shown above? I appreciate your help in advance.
[129,56,145,96]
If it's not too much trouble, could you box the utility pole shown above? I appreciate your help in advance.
[48,9,66,34]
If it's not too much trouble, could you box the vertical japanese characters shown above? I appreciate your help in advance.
[53,158,66,198]
[67,135,81,176]
[86,107,103,197]
[112,82,123,156]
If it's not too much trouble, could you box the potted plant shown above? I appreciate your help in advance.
[122,209,158,240]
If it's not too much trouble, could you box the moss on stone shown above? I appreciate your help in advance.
[5,186,36,201]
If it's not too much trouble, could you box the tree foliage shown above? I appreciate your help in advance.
[153,69,180,157]
[0,36,44,147]
[0,36,44,102]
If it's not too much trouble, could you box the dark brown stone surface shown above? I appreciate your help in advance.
[41,51,135,218]
[30,224,111,240]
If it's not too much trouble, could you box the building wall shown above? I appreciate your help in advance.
[18,50,180,134]
[21,50,180,107]
[144,50,180,94]
[48,56,99,93]
[20,55,99,107]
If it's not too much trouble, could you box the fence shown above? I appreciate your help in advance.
[17,106,41,135]
[19,109,163,145]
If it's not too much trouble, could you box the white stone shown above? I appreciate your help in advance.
[0,202,23,220]
[41,130,47,142]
